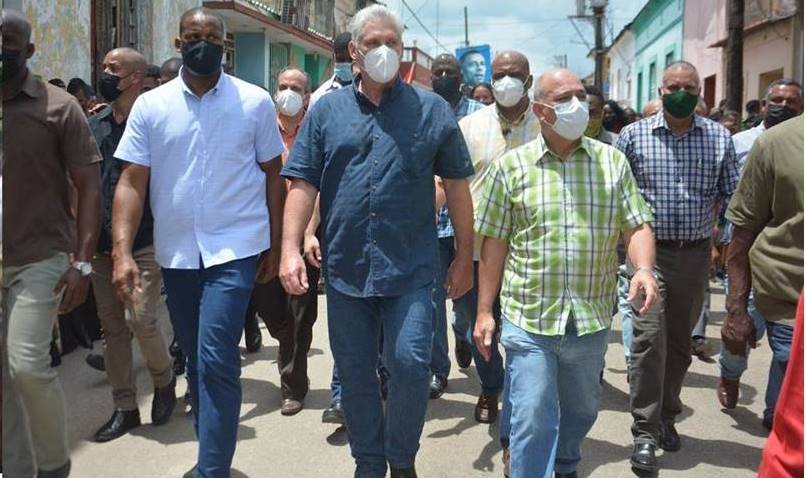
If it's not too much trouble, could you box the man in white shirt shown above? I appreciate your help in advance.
[309,32,353,108]
[111,8,285,478]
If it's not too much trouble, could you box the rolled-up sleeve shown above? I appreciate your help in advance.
[434,103,474,179]
[282,105,325,189]
[718,136,740,201]
[475,158,513,240]
[256,96,286,163]
[725,138,772,233]
[114,96,151,167]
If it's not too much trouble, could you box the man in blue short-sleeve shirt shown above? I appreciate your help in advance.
[279,6,475,477]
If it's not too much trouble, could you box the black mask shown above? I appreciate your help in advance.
[99,72,124,102]
[181,40,223,77]
[432,75,462,105]
[765,103,799,128]
[1,49,23,82]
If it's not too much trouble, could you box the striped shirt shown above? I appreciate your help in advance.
[458,104,541,259]
[475,135,653,336]
[615,112,740,241]
[436,96,486,238]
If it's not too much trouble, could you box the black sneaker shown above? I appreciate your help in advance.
[85,353,105,371]
[322,400,345,424]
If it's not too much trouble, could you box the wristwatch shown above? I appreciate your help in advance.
[72,261,93,277]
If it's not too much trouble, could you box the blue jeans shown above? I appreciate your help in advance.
[501,319,608,477]
[327,283,435,477]
[617,264,633,365]
[762,321,793,420]
[161,255,258,478]
[330,346,389,403]
[452,262,505,395]
[431,237,454,380]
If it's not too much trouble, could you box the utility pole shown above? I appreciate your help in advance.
[464,6,469,47]
[725,0,744,112]
[592,0,606,89]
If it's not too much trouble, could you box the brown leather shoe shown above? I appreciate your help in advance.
[502,447,510,478]
[718,377,739,409]
[475,393,498,423]
[281,398,303,416]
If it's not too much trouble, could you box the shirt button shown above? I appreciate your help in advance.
[371,212,377,217]
[373,239,378,244]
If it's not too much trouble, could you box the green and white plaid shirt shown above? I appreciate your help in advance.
[475,135,654,336]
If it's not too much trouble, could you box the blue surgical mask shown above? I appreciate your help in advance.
[334,62,353,83]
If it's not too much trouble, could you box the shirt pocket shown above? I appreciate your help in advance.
[395,131,435,179]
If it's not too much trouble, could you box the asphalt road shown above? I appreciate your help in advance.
[62,283,771,477]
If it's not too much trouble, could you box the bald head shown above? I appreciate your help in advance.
[491,51,529,81]
[432,53,460,73]
[534,69,583,102]
[105,47,146,72]
[2,9,31,45]
[642,98,663,117]
[179,7,225,34]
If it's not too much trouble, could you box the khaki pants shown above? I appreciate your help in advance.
[91,246,172,411]
[2,253,71,476]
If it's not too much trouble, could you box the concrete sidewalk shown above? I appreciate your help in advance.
[62,286,770,477]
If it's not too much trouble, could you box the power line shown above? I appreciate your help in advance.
[400,0,451,53]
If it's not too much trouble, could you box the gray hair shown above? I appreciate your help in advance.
[349,5,404,44]
[765,78,803,100]
[533,68,576,101]
[277,66,312,93]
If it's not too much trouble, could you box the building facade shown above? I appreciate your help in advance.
[631,0,684,112]
[15,0,344,94]
[605,24,636,107]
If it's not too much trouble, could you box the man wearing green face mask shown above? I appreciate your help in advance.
[584,84,617,145]
[615,61,741,472]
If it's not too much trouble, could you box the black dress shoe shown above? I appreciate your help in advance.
[152,376,177,425]
[322,399,345,424]
[630,443,658,472]
[390,467,417,478]
[37,460,71,478]
[429,375,448,399]
[455,338,472,369]
[85,352,105,371]
[93,409,142,442]
[660,422,681,452]
[555,472,578,478]
[475,393,499,423]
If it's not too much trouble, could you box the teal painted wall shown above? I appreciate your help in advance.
[235,32,267,88]
[631,0,684,111]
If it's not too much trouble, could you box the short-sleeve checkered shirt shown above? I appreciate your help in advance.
[475,135,654,336]
[615,112,740,241]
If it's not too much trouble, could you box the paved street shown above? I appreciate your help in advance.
[63,284,770,477]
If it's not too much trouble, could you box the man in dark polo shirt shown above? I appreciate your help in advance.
[88,47,176,443]
[2,9,101,478]
[280,6,474,477]
[722,115,804,430]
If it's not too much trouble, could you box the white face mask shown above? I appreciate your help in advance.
[361,44,400,84]
[275,89,304,117]
[546,96,590,141]
[492,76,525,108]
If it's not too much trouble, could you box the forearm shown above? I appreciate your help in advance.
[443,178,474,261]
[111,166,147,259]
[305,194,321,236]
[282,180,318,253]
[726,226,756,315]
[623,223,656,270]
[75,179,101,262]
[264,159,285,249]
[477,236,508,315]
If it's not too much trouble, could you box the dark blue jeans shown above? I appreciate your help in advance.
[452,262,505,395]
[431,237,454,380]
[763,320,793,421]
[327,283,435,477]
[161,256,258,478]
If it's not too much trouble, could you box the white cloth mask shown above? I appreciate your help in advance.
[493,76,525,108]
[362,45,400,84]
[276,89,304,117]
[548,96,590,141]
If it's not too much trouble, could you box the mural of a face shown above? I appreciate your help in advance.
[461,51,486,86]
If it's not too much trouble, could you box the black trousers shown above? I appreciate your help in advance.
[245,263,320,400]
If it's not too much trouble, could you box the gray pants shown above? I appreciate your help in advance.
[629,241,710,444]
[2,254,72,477]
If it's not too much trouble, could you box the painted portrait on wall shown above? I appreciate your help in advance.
[456,44,491,87]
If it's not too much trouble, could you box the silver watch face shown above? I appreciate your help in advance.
[74,262,92,276]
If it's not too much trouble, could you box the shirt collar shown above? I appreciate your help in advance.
[179,66,227,98]
[353,74,404,106]
[650,110,704,133]
[534,133,594,163]
[18,70,44,99]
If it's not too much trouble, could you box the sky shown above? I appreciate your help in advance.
[388,0,648,78]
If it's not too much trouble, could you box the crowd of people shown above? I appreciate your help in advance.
[2,3,803,478]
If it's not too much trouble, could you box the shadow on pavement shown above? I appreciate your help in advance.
[722,406,770,438]
[657,435,762,473]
